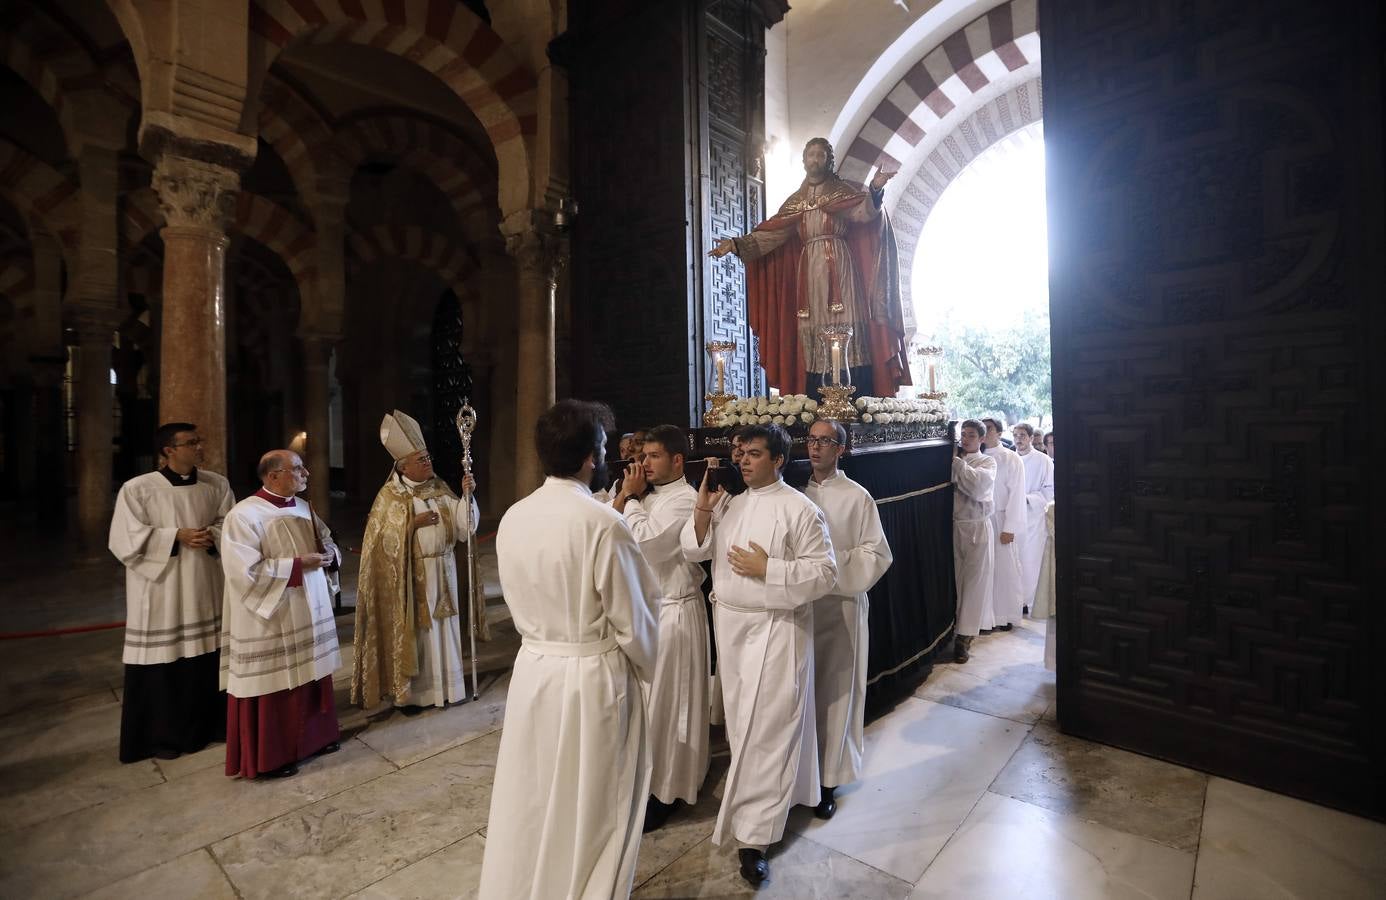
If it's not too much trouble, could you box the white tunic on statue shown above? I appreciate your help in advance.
[1018,449,1055,607]
[479,477,659,900]
[681,479,836,848]
[399,474,480,707]
[804,470,891,789]
[984,444,1028,628]
[953,453,996,638]
[623,477,710,805]
[109,470,235,664]
[219,495,342,698]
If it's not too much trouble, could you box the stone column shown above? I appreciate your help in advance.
[152,156,238,474]
[505,225,562,495]
[299,334,334,518]
[71,145,122,551]
[24,233,67,525]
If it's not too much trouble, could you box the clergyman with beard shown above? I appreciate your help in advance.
[709,138,912,397]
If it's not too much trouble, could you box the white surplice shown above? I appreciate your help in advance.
[1032,501,1058,670]
[400,474,480,708]
[624,477,710,805]
[479,477,659,900]
[681,479,836,847]
[1018,449,1055,608]
[109,470,235,664]
[984,444,1028,628]
[803,470,891,789]
[953,452,996,638]
[218,494,342,698]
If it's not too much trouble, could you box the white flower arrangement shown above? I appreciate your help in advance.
[712,393,946,428]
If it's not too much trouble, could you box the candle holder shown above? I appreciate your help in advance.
[816,326,858,421]
[704,340,738,427]
[912,343,945,395]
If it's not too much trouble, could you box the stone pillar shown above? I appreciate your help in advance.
[151,156,238,474]
[504,225,562,495]
[24,233,67,525]
[300,335,334,518]
[71,145,122,551]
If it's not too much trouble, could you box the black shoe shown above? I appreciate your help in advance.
[1023,605,1030,615]
[954,635,972,664]
[978,628,994,636]
[643,796,676,833]
[153,749,181,761]
[317,741,341,755]
[399,705,426,717]
[738,848,768,884]
[264,763,298,779]
[997,623,1013,632]
[814,785,836,820]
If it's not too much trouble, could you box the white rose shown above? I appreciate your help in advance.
[801,411,813,423]
[855,397,868,409]
[758,414,771,424]
[771,415,784,425]
[861,413,873,423]
[805,399,819,412]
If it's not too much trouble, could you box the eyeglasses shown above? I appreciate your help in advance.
[173,438,205,447]
[805,437,841,447]
[271,465,308,474]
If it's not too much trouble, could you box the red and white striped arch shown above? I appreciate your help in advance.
[347,224,474,302]
[258,75,342,212]
[248,0,536,213]
[335,115,497,238]
[836,0,1039,189]
[0,10,103,156]
[0,139,82,266]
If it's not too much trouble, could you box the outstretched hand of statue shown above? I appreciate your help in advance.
[708,238,737,259]
[870,169,897,191]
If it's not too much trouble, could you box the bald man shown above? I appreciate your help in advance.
[219,449,343,779]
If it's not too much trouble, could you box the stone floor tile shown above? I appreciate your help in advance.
[354,672,510,768]
[1192,777,1386,900]
[0,736,395,899]
[80,849,237,900]
[786,696,1029,884]
[634,832,911,899]
[212,733,498,900]
[632,759,728,890]
[153,742,227,780]
[348,833,486,900]
[989,722,1207,851]
[910,791,1195,900]
[914,664,1050,724]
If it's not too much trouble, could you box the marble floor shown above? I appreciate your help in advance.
[1,532,1384,898]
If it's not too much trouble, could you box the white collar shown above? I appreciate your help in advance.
[748,479,784,495]
[546,475,593,497]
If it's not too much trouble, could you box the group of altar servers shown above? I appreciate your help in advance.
[950,418,1055,665]
[479,402,893,896]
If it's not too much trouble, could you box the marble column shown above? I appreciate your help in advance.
[299,335,334,518]
[152,156,238,474]
[73,319,115,551]
[71,145,121,551]
[25,233,67,525]
[505,227,561,496]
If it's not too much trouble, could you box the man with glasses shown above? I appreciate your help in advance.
[220,449,343,778]
[352,410,480,713]
[803,419,892,819]
[682,423,836,884]
[109,422,235,763]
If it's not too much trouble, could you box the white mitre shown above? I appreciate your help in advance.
[380,409,427,461]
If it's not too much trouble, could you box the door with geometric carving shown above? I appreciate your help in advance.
[1042,0,1385,818]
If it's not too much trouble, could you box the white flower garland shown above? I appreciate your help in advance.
[712,394,946,428]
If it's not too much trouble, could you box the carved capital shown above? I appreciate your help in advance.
[504,229,566,283]
[152,157,240,232]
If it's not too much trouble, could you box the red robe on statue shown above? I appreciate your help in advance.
[740,180,911,397]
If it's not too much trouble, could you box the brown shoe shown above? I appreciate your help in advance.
[954,635,973,664]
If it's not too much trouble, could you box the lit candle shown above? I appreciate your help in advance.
[831,341,842,384]
[715,354,726,394]
[927,362,936,393]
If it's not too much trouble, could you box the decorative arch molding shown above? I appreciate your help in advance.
[0,8,103,155]
[336,114,497,237]
[889,78,1043,326]
[347,224,473,303]
[258,74,343,210]
[0,139,81,263]
[836,0,1039,188]
[247,0,536,215]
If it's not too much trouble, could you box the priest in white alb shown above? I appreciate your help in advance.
[952,420,996,664]
[610,424,709,833]
[1013,423,1055,609]
[220,449,342,779]
[803,419,892,819]
[109,422,235,763]
[478,400,659,900]
[982,418,1028,632]
[682,423,836,885]
[352,410,480,712]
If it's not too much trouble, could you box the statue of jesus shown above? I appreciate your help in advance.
[710,137,911,398]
